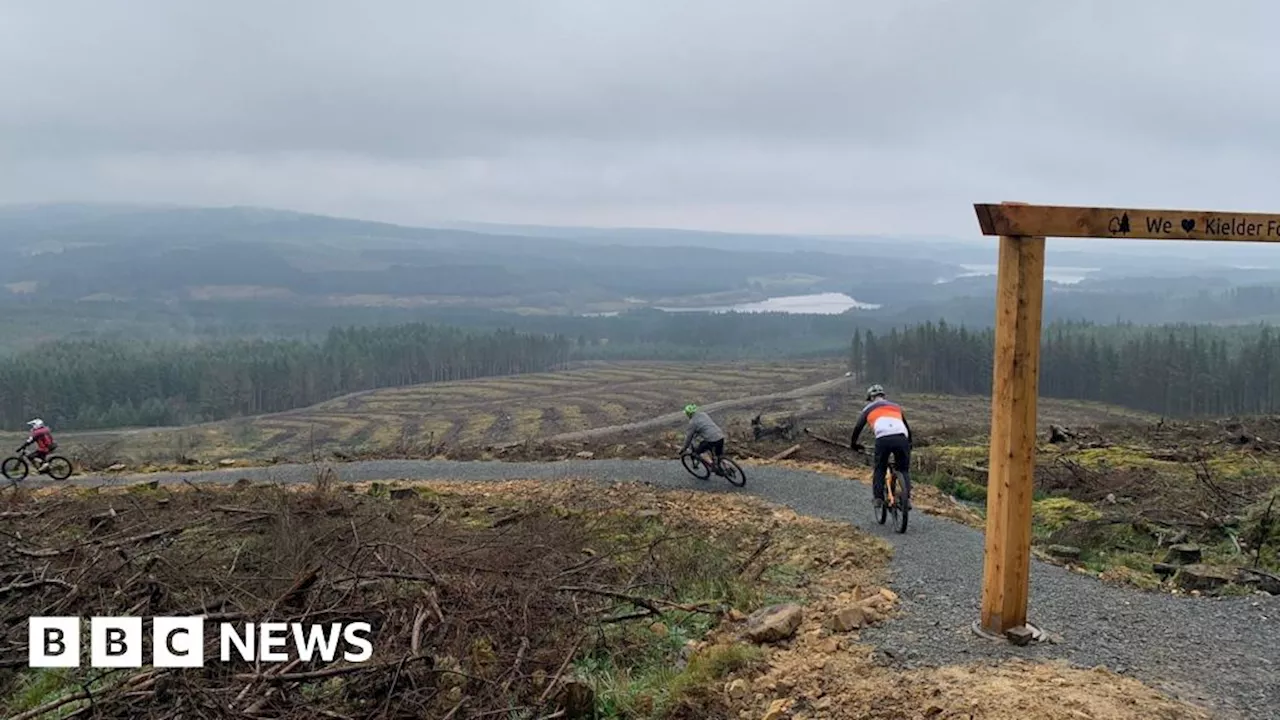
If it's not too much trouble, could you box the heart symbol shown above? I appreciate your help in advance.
[1181,219,1196,232]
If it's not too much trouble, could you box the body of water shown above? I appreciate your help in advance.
[656,292,879,314]
[938,264,1100,285]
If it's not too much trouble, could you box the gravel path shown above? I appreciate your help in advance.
[57,459,1278,719]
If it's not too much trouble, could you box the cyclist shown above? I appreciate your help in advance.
[680,404,726,474]
[849,385,912,511]
[19,418,56,473]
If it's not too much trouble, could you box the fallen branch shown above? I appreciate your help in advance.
[802,428,846,448]
[0,577,74,597]
[737,531,773,576]
[233,655,428,684]
[769,444,802,461]
[556,585,722,617]
[16,525,195,558]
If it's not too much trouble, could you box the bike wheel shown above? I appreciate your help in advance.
[1,456,28,481]
[719,457,746,487]
[681,452,711,480]
[892,474,908,533]
[44,456,73,481]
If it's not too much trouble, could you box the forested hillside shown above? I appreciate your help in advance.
[0,325,570,429]
[851,320,1280,417]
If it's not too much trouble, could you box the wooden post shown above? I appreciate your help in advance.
[970,201,1280,638]
[979,232,1045,634]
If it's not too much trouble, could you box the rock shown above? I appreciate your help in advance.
[820,637,841,653]
[389,488,417,501]
[1153,562,1179,578]
[575,451,595,459]
[107,463,127,472]
[1005,626,1035,646]
[649,622,668,637]
[1104,492,1117,504]
[218,458,237,466]
[727,608,747,622]
[1175,564,1234,592]
[829,606,864,632]
[1236,568,1280,595]
[762,698,790,720]
[1165,543,1203,565]
[1045,545,1082,560]
[744,603,804,643]
[878,587,898,603]
[725,678,750,702]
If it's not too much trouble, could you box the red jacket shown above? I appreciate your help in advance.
[30,426,53,452]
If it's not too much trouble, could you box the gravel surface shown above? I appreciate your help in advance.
[56,459,1280,718]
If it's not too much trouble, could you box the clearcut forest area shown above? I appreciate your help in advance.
[6,357,1277,717]
[2,206,1279,719]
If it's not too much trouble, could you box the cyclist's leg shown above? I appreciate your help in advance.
[889,435,911,507]
[711,439,725,472]
[694,440,712,467]
[871,437,889,505]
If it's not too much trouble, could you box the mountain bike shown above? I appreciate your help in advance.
[680,447,746,487]
[857,447,908,533]
[2,446,73,482]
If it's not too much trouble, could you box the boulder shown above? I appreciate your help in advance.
[1236,567,1280,595]
[1165,543,1203,565]
[1005,626,1035,646]
[762,698,790,720]
[1175,564,1234,592]
[829,606,864,632]
[1045,545,1082,561]
[744,603,803,643]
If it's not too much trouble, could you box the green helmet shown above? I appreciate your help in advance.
[865,384,885,401]
[684,404,698,416]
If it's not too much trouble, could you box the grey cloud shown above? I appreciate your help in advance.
[2,0,1279,234]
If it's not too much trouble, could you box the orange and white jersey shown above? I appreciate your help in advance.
[858,399,910,439]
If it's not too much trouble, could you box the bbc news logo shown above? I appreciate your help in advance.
[28,617,374,668]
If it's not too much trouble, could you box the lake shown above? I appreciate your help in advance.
[656,292,880,314]
[942,264,1100,284]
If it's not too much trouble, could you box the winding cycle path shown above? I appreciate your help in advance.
[57,458,1278,718]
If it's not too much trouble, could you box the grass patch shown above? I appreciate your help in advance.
[1033,497,1102,535]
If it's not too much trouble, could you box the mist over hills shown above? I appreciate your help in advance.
[2,202,1280,358]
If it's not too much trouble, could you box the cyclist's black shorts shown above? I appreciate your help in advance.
[695,438,725,458]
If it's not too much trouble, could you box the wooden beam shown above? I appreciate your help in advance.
[979,232,1045,635]
[974,202,1280,242]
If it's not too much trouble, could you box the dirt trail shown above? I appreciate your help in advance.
[491,374,852,448]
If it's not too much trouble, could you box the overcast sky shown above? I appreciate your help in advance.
[2,0,1277,237]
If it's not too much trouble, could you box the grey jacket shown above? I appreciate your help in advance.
[682,410,725,449]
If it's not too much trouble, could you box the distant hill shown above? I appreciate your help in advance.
[0,203,969,310]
